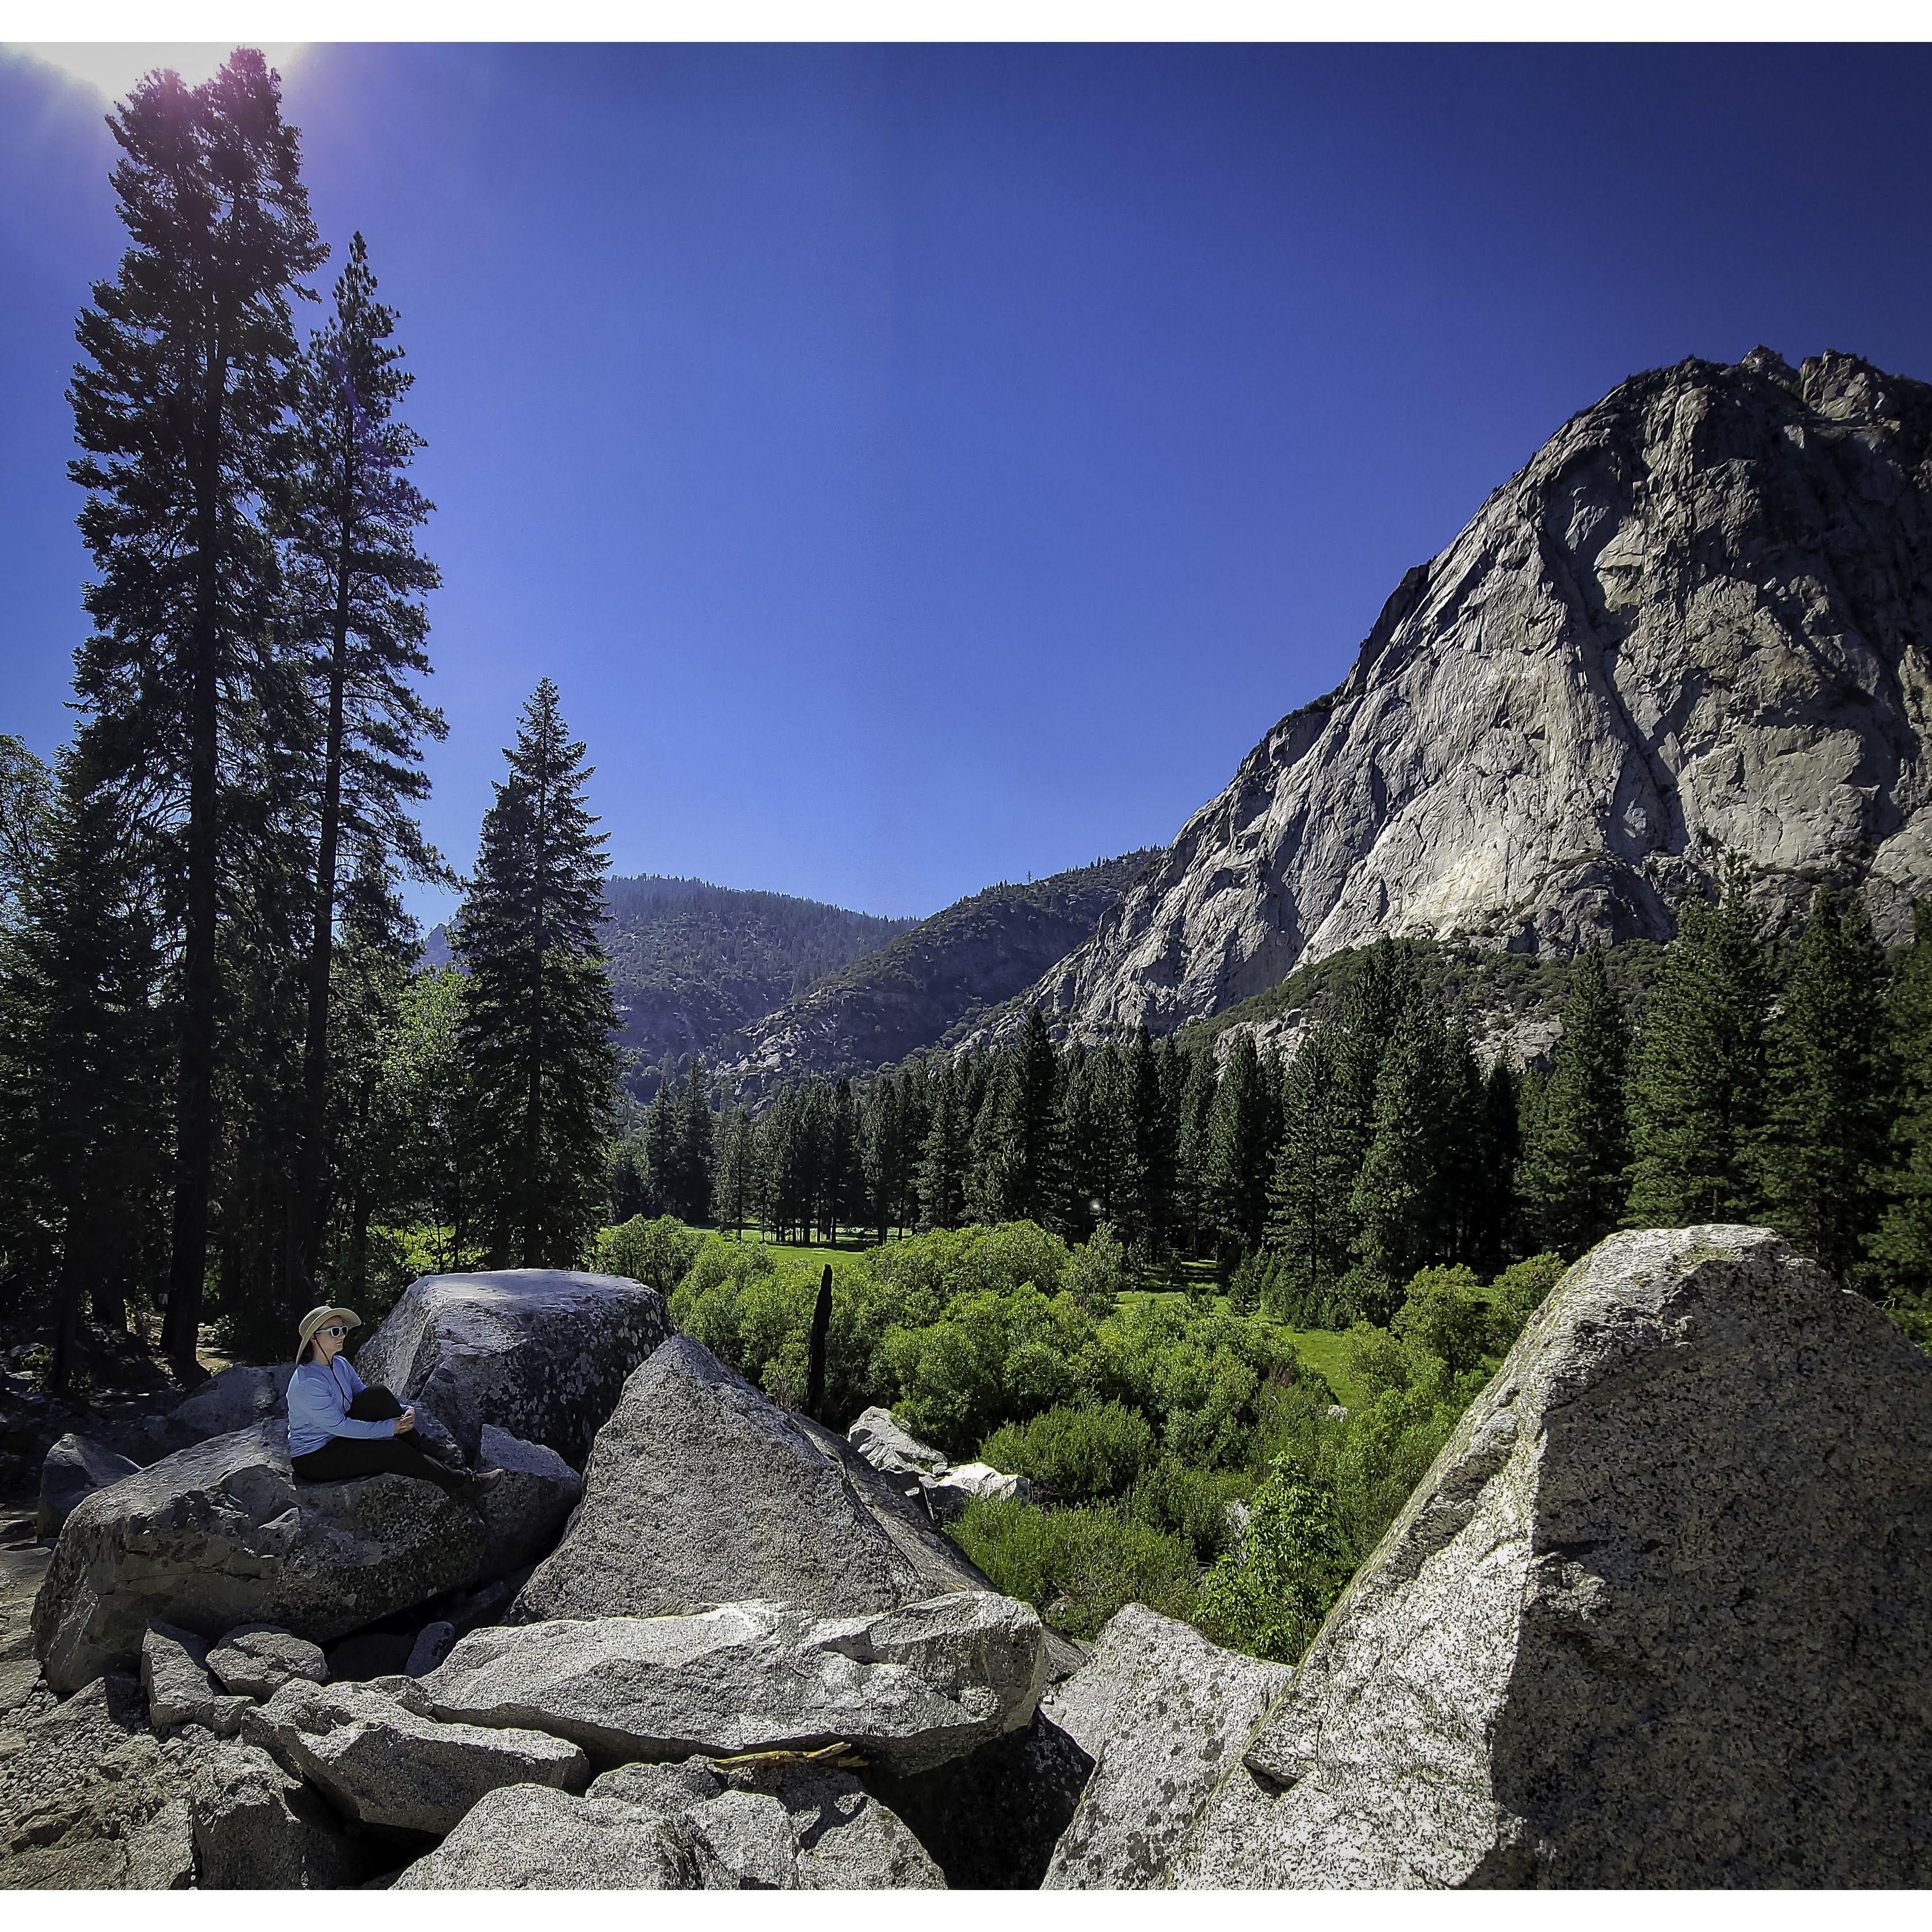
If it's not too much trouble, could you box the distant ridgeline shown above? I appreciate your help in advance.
[428,874,917,1092]
[716,850,1162,1094]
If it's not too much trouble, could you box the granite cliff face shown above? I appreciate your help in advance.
[1017,349,1932,1041]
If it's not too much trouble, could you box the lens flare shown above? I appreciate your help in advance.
[14,43,306,103]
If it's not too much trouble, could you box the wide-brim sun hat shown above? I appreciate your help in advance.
[297,1305,363,1350]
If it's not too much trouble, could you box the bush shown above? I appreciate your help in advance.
[1390,1265,1490,1377]
[1195,1457,1351,1664]
[598,1214,702,1295]
[979,1400,1155,1501]
[1062,1222,1127,1316]
[880,1283,1086,1455]
[950,1494,1198,1640]
[1125,1455,1252,1564]
[1487,1251,1567,1353]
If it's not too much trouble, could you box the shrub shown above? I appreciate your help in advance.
[1487,1251,1567,1353]
[950,1494,1198,1640]
[1124,1455,1252,1564]
[979,1400,1155,1501]
[1390,1264,1490,1377]
[598,1214,702,1295]
[1195,1457,1351,1664]
[1062,1222,1127,1316]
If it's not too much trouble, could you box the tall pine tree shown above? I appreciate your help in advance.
[0,748,170,1386]
[1517,946,1630,1257]
[1872,901,1932,1301]
[283,232,444,1297]
[1206,1030,1278,1261]
[70,52,327,1364]
[1757,886,1892,1287]
[455,680,618,1265]
[1625,858,1772,1227]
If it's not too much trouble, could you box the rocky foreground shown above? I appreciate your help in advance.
[3,1229,1930,1888]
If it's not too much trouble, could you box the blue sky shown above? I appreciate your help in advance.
[3,43,1930,925]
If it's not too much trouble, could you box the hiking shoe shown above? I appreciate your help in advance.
[460,1468,505,1503]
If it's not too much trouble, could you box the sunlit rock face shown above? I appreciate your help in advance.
[1014,349,1932,1042]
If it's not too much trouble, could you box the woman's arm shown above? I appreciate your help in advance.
[288,1364,395,1444]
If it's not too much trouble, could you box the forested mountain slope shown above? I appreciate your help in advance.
[1006,348,1932,1041]
[717,852,1159,1090]
[429,874,915,1077]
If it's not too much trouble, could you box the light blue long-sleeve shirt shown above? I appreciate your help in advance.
[286,1355,395,1459]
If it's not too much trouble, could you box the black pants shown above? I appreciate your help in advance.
[291,1386,469,1498]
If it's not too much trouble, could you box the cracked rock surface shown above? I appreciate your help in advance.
[1041,1604,1289,1889]
[394,1753,942,1889]
[415,1589,1046,1777]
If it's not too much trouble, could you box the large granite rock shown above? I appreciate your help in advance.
[0,1671,208,1889]
[1042,1604,1289,1888]
[414,1590,1046,1777]
[31,1421,486,1694]
[190,1739,386,1889]
[36,1434,141,1540]
[169,1364,291,1441]
[243,1677,588,1835]
[864,1709,1093,1889]
[394,1754,942,1889]
[512,1336,989,1623]
[353,1269,672,1466]
[474,1425,582,1575]
[977,350,1932,1048]
[1168,1226,1932,1888]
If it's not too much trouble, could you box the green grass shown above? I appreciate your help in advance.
[1277,1327,1366,1410]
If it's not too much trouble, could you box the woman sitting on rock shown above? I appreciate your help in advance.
[288,1306,501,1505]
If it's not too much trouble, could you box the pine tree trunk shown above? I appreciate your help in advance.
[162,357,229,1372]
[48,1210,90,1396]
[292,547,354,1299]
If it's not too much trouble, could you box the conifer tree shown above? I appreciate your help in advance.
[1174,1042,1219,1257]
[642,1082,678,1215]
[973,1007,1063,1225]
[69,52,328,1364]
[1207,1030,1278,1260]
[917,1061,969,1230]
[1625,859,1772,1227]
[1349,998,1465,1296]
[0,748,170,1386]
[859,1079,903,1242]
[822,1077,858,1241]
[455,679,618,1266]
[1517,947,1630,1257]
[1265,1018,1346,1314]
[283,232,445,1296]
[716,1106,757,1236]
[675,1059,715,1223]
[1872,902,1932,1300]
[1757,886,1892,1287]
[1469,1055,1523,1272]
[1123,1023,1177,1258]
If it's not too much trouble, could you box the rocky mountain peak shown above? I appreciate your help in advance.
[1009,346,1932,1042]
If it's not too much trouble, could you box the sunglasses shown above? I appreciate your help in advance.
[317,1325,348,1338]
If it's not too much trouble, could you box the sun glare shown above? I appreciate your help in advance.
[16,43,306,103]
